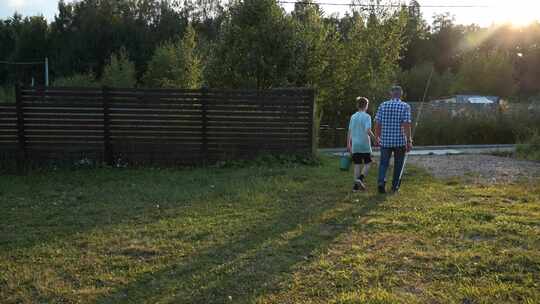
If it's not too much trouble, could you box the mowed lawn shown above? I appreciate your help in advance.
[1,157,539,304]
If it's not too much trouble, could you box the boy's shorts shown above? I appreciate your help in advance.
[352,153,372,165]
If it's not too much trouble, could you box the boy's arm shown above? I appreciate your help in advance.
[367,128,376,139]
[347,117,353,152]
[347,130,352,152]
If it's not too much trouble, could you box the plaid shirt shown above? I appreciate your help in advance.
[375,99,412,148]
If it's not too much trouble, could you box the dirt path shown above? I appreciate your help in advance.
[407,154,540,184]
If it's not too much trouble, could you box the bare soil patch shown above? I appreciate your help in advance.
[407,154,540,184]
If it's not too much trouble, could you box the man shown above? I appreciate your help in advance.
[374,86,413,194]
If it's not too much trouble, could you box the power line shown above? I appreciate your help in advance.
[277,1,489,8]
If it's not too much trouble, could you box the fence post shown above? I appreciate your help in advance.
[15,84,26,173]
[308,89,316,157]
[201,87,208,165]
[102,86,113,166]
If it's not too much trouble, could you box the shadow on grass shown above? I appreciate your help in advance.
[0,166,285,252]
[95,192,386,304]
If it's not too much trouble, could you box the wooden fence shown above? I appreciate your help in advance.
[0,86,314,170]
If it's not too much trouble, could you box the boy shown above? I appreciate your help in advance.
[347,97,375,192]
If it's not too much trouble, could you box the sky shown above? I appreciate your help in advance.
[1,0,539,27]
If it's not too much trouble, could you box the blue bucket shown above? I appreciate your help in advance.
[340,152,351,171]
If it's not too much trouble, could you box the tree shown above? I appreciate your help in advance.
[176,24,203,89]
[399,62,456,100]
[431,13,465,72]
[101,49,137,88]
[399,0,432,70]
[454,51,516,97]
[144,24,202,88]
[206,0,296,89]
[343,6,407,106]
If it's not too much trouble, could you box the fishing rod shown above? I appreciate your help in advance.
[398,66,435,182]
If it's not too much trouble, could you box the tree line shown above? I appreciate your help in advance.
[1,0,539,127]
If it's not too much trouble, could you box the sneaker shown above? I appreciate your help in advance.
[356,179,366,191]
[378,185,386,194]
[391,187,400,194]
[352,183,360,192]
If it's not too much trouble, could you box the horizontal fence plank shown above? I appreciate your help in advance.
[206,127,310,133]
[109,104,202,110]
[24,118,104,124]
[24,114,103,120]
[108,96,309,105]
[114,144,202,149]
[22,101,103,107]
[21,90,102,97]
[25,137,104,142]
[24,124,104,131]
[206,111,310,118]
[109,109,202,116]
[26,143,104,150]
[110,122,202,129]
[23,106,103,113]
[0,115,17,120]
[206,116,309,123]
[24,130,104,137]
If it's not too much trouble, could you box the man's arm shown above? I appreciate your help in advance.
[374,105,382,146]
[402,105,413,152]
[402,122,412,141]
[374,123,381,146]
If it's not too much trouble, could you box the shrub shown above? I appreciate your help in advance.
[0,86,15,103]
[399,62,457,101]
[144,25,202,89]
[454,51,516,98]
[411,102,540,145]
[101,49,137,88]
[516,133,540,161]
[53,72,100,88]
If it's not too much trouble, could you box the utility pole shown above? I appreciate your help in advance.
[45,57,49,87]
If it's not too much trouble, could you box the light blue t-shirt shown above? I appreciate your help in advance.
[348,111,372,153]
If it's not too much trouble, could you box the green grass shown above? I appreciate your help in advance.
[1,157,539,303]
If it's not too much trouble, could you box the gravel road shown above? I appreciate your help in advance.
[407,154,540,184]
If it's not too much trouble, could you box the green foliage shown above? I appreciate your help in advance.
[178,25,203,88]
[144,25,202,89]
[290,1,329,88]
[206,0,296,89]
[338,8,407,119]
[516,133,540,161]
[52,72,99,88]
[0,86,15,103]
[101,49,137,88]
[399,62,457,100]
[413,106,540,145]
[454,51,516,97]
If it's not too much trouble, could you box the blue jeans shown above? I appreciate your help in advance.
[378,147,406,190]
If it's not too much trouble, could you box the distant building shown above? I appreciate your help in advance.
[431,95,501,105]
